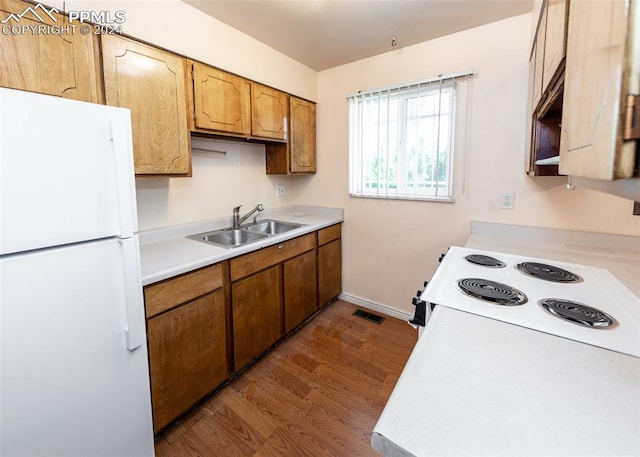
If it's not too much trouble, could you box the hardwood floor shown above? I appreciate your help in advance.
[154,300,417,457]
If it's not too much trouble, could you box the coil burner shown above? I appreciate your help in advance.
[539,299,616,328]
[457,278,527,306]
[464,254,506,268]
[516,262,582,283]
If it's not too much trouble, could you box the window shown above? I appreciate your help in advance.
[348,71,471,201]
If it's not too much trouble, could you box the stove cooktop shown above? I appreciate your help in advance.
[421,246,640,357]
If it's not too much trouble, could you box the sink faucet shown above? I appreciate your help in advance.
[233,204,264,228]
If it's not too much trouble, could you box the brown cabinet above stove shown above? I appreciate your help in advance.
[525,0,568,177]
[525,0,639,189]
[559,0,638,181]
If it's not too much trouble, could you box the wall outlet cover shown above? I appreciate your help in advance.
[276,185,285,196]
[500,192,515,210]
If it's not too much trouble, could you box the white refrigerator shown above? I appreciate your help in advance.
[0,88,154,456]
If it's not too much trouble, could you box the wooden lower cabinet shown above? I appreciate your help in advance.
[318,224,342,306]
[231,265,283,369]
[144,227,342,432]
[230,232,317,370]
[147,290,228,433]
[284,249,318,332]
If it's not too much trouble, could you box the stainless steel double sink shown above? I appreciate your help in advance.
[187,219,304,248]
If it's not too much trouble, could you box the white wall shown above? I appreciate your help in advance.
[135,139,299,230]
[297,13,640,314]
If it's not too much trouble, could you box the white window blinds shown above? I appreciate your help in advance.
[348,70,472,201]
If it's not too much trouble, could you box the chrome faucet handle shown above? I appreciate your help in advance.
[233,205,242,227]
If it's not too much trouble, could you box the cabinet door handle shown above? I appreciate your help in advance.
[278,244,285,249]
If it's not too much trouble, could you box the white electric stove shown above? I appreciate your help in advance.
[421,246,640,357]
[373,246,640,457]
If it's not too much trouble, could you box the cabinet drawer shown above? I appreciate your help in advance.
[318,224,341,245]
[230,233,316,281]
[144,263,223,318]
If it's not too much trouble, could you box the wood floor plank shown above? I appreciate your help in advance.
[305,386,378,442]
[253,425,334,457]
[209,385,280,441]
[155,300,417,457]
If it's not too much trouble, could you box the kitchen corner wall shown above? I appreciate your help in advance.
[298,13,640,315]
[47,0,317,231]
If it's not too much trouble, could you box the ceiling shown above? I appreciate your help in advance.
[183,0,533,71]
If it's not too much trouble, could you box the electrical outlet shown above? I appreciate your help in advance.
[276,185,285,196]
[500,192,515,210]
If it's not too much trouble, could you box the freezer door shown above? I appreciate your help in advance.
[0,88,138,255]
[0,237,154,456]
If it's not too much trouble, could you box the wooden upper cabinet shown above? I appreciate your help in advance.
[251,83,288,140]
[559,0,638,180]
[101,35,191,176]
[0,0,102,103]
[266,96,317,174]
[191,62,251,136]
[531,10,546,109]
[289,97,316,172]
[525,0,569,177]
[542,0,568,91]
[530,0,568,107]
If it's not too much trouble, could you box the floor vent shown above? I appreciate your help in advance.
[353,309,385,324]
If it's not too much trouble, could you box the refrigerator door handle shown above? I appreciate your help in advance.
[109,114,138,237]
[120,237,145,351]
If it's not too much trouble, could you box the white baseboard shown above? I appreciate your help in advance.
[339,293,412,321]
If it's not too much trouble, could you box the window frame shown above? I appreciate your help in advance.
[348,71,472,202]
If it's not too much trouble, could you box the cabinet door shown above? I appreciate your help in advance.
[147,290,228,433]
[290,96,317,173]
[532,11,546,109]
[191,62,251,136]
[0,0,103,103]
[101,35,191,176]
[251,83,288,140]
[284,250,317,333]
[232,266,283,369]
[542,0,568,91]
[318,238,342,307]
[559,0,637,179]
[266,96,317,174]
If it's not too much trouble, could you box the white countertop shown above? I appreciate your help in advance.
[372,222,640,457]
[372,306,640,457]
[138,206,343,286]
[466,221,640,298]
